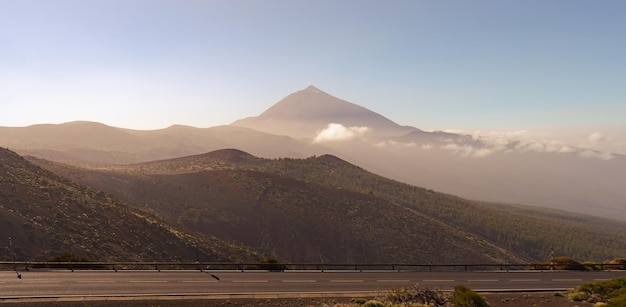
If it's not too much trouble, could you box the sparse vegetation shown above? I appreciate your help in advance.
[328,284,489,306]
[0,148,262,262]
[604,258,626,270]
[568,276,626,305]
[362,300,384,307]
[15,148,626,264]
[451,285,490,307]
[245,258,287,271]
[262,154,626,262]
[32,252,106,269]
[381,284,448,306]
[529,256,585,270]
[528,256,626,271]
[351,298,368,305]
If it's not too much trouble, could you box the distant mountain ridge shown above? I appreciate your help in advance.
[0,122,322,165]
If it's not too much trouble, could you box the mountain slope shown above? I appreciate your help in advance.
[32,151,524,264]
[32,149,626,263]
[232,85,417,139]
[0,148,260,262]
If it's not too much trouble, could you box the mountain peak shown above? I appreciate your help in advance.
[231,86,417,138]
[304,85,322,93]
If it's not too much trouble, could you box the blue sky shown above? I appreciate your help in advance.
[1,0,625,153]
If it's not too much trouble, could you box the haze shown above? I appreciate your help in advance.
[1,1,625,155]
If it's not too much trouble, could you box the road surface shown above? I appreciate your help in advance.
[1,270,624,300]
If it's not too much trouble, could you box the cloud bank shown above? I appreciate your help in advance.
[444,130,615,160]
[313,123,370,143]
[378,129,615,160]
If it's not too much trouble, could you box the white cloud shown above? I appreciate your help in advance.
[557,146,576,154]
[579,150,614,160]
[313,123,370,143]
[589,132,607,144]
[439,129,616,160]
[441,143,494,158]
[375,140,418,148]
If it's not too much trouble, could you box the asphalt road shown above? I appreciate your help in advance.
[1,270,624,300]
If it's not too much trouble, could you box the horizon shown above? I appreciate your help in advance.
[2,1,625,154]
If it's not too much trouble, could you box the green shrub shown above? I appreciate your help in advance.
[608,287,626,299]
[351,297,367,305]
[550,256,585,270]
[570,276,626,304]
[603,258,626,270]
[451,285,490,307]
[606,294,626,307]
[568,291,585,302]
[578,276,626,298]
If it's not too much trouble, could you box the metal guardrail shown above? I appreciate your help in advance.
[0,262,623,272]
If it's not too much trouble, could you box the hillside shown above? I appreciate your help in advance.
[0,148,261,262]
[3,86,625,221]
[32,149,626,263]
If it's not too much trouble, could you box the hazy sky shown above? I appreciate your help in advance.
[2,1,625,153]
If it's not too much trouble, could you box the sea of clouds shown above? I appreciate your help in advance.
[314,123,616,160]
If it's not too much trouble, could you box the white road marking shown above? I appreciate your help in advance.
[467,279,499,282]
[511,279,540,282]
[377,279,411,283]
[553,279,582,282]
[232,280,269,283]
[21,281,62,284]
[330,280,365,283]
[423,279,455,282]
[129,280,167,283]
[76,280,115,283]
[181,280,218,283]
[282,280,317,283]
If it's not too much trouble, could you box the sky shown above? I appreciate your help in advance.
[1,0,625,154]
